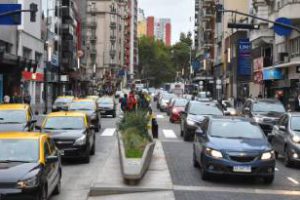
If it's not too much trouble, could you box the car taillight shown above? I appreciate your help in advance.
[172,108,179,113]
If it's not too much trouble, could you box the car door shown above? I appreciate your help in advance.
[86,116,93,149]
[194,119,209,161]
[276,115,289,155]
[48,138,61,192]
[271,115,284,152]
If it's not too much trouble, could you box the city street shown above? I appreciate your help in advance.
[49,104,300,200]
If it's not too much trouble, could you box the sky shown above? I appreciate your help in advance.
[139,0,195,45]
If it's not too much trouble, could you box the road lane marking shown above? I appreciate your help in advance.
[275,168,279,171]
[163,129,177,139]
[287,177,299,185]
[101,128,116,136]
[173,185,300,196]
[156,114,164,119]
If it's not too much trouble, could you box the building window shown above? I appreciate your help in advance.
[0,40,12,53]
[23,47,32,59]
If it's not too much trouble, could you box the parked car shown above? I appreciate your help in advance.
[97,97,117,118]
[158,93,175,112]
[193,116,275,183]
[242,99,286,135]
[41,112,96,163]
[222,100,237,116]
[68,99,101,131]
[166,98,176,116]
[169,98,188,123]
[115,90,124,99]
[0,104,36,132]
[52,96,74,112]
[269,113,300,167]
[180,101,223,141]
[0,132,62,199]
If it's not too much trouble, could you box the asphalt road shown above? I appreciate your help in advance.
[49,103,300,200]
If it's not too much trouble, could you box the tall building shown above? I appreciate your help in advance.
[137,8,147,37]
[165,22,171,46]
[154,18,171,45]
[86,0,127,89]
[146,16,155,38]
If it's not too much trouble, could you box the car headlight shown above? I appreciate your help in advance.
[74,135,87,146]
[187,118,196,126]
[17,176,39,189]
[205,148,223,159]
[261,151,274,160]
[230,110,237,116]
[253,116,263,123]
[292,135,300,143]
[90,114,97,120]
[52,105,57,109]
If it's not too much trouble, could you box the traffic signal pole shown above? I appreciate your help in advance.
[217,8,300,33]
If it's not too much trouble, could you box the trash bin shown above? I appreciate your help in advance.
[152,118,158,139]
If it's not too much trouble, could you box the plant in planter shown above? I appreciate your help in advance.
[118,110,152,158]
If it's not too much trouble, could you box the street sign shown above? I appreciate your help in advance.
[0,4,21,25]
[216,85,222,90]
[274,17,292,36]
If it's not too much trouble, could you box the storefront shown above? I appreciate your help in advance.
[22,71,44,107]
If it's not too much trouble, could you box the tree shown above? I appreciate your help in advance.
[138,36,176,87]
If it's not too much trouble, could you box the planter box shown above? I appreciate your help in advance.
[117,131,156,184]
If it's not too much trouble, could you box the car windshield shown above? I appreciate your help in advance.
[210,121,264,139]
[54,98,72,104]
[0,110,26,123]
[252,102,285,113]
[0,139,39,162]
[98,98,114,104]
[162,94,175,101]
[174,99,188,107]
[290,117,300,131]
[189,103,223,115]
[69,102,95,111]
[44,117,85,130]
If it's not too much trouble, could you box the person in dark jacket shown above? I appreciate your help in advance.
[121,94,128,112]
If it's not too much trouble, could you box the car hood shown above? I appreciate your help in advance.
[0,123,27,132]
[0,162,40,183]
[43,129,85,140]
[208,137,271,152]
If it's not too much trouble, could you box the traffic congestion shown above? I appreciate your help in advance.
[0,81,299,200]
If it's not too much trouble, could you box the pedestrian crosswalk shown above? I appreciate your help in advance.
[162,129,177,139]
[101,128,116,136]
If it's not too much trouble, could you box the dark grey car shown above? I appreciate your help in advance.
[269,113,300,167]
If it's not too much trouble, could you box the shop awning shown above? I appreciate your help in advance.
[264,61,300,70]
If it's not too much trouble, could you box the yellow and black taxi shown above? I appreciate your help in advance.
[0,104,36,132]
[52,96,74,112]
[68,98,101,132]
[41,112,96,163]
[0,132,61,199]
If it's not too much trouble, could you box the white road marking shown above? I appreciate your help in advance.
[156,114,165,119]
[101,128,116,136]
[275,168,279,171]
[163,129,177,139]
[173,185,300,196]
[287,177,299,185]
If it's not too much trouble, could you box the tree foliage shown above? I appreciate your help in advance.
[138,32,193,86]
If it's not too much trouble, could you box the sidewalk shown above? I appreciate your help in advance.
[89,140,175,200]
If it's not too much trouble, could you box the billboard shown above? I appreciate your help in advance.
[238,39,251,75]
[263,68,283,80]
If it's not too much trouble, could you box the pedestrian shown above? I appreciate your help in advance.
[3,95,10,104]
[120,94,128,112]
[23,93,31,104]
[127,91,137,112]
[294,94,300,112]
[11,92,22,103]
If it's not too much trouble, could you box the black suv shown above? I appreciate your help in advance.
[242,99,286,135]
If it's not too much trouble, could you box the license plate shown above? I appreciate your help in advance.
[233,166,251,173]
[100,111,106,113]
[60,150,65,156]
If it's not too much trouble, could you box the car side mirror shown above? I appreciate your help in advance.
[195,128,205,137]
[279,125,286,131]
[46,155,58,164]
[267,134,274,142]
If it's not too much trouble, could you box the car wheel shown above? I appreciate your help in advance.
[53,172,61,195]
[263,175,274,184]
[284,148,293,167]
[90,138,96,155]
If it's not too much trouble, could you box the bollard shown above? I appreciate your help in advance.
[152,118,158,139]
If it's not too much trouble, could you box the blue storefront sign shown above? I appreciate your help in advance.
[0,74,3,103]
[0,4,22,25]
[238,39,251,75]
[263,68,283,80]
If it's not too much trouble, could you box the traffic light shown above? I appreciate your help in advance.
[215,4,223,23]
[228,23,260,30]
[29,3,38,22]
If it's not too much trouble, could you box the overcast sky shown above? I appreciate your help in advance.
[139,0,195,45]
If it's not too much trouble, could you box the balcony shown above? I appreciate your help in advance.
[90,48,97,56]
[89,36,97,42]
[61,24,74,36]
[110,22,117,30]
[278,2,300,23]
[61,7,75,20]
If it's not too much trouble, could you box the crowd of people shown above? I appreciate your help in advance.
[3,92,31,104]
[120,90,151,112]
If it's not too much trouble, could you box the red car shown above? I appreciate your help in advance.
[169,99,188,123]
